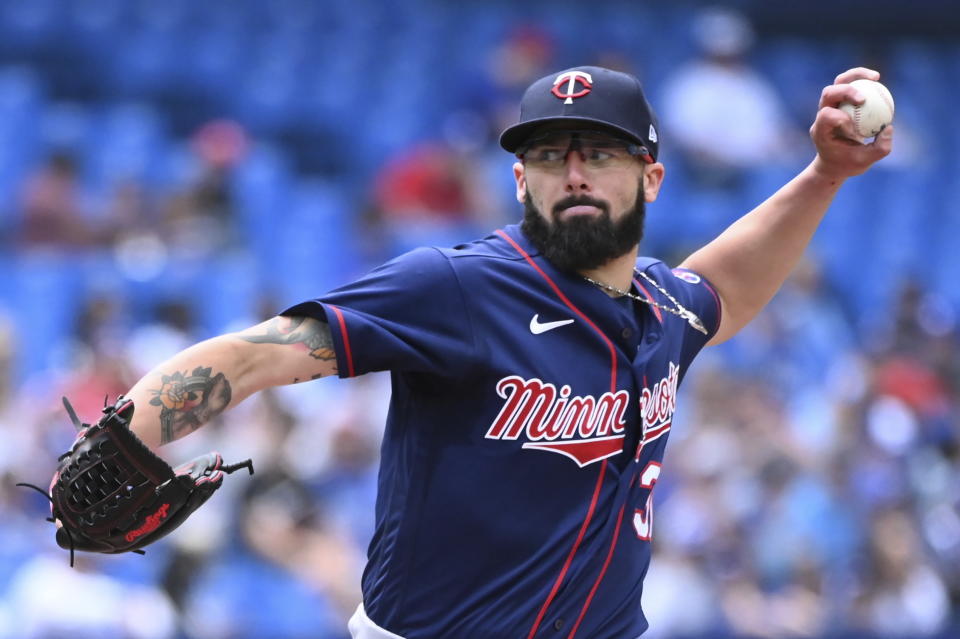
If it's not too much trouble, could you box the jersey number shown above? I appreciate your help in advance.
[632,461,661,540]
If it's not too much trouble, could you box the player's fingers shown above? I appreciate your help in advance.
[867,124,894,156]
[819,84,864,110]
[834,67,881,85]
[851,129,892,168]
[812,106,859,143]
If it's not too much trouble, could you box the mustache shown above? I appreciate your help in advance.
[552,195,610,217]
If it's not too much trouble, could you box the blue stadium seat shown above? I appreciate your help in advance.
[929,178,960,307]
[85,101,167,188]
[193,0,254,33]
[178,25,247,98]
[233,59,301,135]
[40,102,92,154]
[269,179,355,306]
[259,0,322,33]
[8,254,84,376]
[753,39,829,121]
[132,0,192,32]
[232,143,294,263]
[194,255,261,335]
[0,70,45,212]
[298,48,367,129]
[0,0,61,55]
[151,140,197,191]
[889,40,944,87]
[0,65,45,143]
[650,182,744,256]
[871,171,936,272]
[108,27,185,97]
[188,554,341,639]
[66,0,126,30]
[63,0,126,54]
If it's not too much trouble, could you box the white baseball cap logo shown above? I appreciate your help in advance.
[551,71,593,104]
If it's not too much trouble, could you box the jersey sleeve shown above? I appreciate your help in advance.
[642,263,722,370]
[280,247,478,378]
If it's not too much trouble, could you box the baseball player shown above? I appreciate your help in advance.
[47,65,891,638]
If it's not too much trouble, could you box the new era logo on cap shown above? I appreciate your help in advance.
[500,65,660,161]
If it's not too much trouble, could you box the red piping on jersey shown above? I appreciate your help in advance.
[702,279,722,321]
[528,461,607,639]
[567,502,627,638]
[494,229,620,639]
[328,305,355,377]
[495,229,618,391]
[633,279,663,324]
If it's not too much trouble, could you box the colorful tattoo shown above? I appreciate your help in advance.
[150,366,232,444]
[241,316,337,363]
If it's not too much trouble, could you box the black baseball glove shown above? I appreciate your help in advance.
[18,396,253,566]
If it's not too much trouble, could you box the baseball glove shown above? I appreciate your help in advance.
[18,396,253,566]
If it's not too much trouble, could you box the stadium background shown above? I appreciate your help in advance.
[0,0,958,637]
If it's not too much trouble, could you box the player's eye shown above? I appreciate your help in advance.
[527,147,568,165]
[583,146,633,168]
[585,148,615,161]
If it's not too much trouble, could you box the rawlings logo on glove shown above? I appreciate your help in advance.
[125,503,171,542]
[18,396,253,566]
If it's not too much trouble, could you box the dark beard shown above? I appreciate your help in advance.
[521,185,645,273]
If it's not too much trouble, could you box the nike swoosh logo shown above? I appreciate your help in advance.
[529,314,575,335]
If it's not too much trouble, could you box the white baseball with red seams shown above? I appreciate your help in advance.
[839,79,895,141]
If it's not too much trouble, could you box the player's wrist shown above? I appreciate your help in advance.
[808,156,853,186]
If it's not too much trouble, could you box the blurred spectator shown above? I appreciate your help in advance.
[0,315,12,416]
[178,469,361,639]
[18,151,94,249]
[372,144,472,222]
[1,555,177,639]
[239,471,363,622]
[660,7,801,188]
[160,120,248,257]
[484,25,555,134]
[361,142,496,258]
[0,316,25,486]
[126,300,198,379]
[105,177,172,282]
[439,25,557,229]
[53,294,135,419]
[104,178,155,237]
[854,508,951,635]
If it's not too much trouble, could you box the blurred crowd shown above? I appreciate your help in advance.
[0,2,958,639]
[17,117,248,259]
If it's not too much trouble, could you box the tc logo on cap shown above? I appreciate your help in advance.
[551,70,593,104]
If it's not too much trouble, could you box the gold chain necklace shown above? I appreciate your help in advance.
[582,270,709,335]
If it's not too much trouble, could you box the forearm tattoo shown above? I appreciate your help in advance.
[240,316,337,362]
[150,366,233,444]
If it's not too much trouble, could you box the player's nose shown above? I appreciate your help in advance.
[563,150,592,192]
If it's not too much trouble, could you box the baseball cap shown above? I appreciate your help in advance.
[499,66,660,161]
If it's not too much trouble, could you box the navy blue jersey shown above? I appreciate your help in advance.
[283,224,721,638]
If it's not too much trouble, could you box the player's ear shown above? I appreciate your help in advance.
[642,162,665,202]
[513,161,526,204]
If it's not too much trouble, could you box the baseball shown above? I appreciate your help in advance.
[838,79,895,141]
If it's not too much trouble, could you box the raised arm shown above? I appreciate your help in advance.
[126,315,336,448]
[680,68,893,345]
